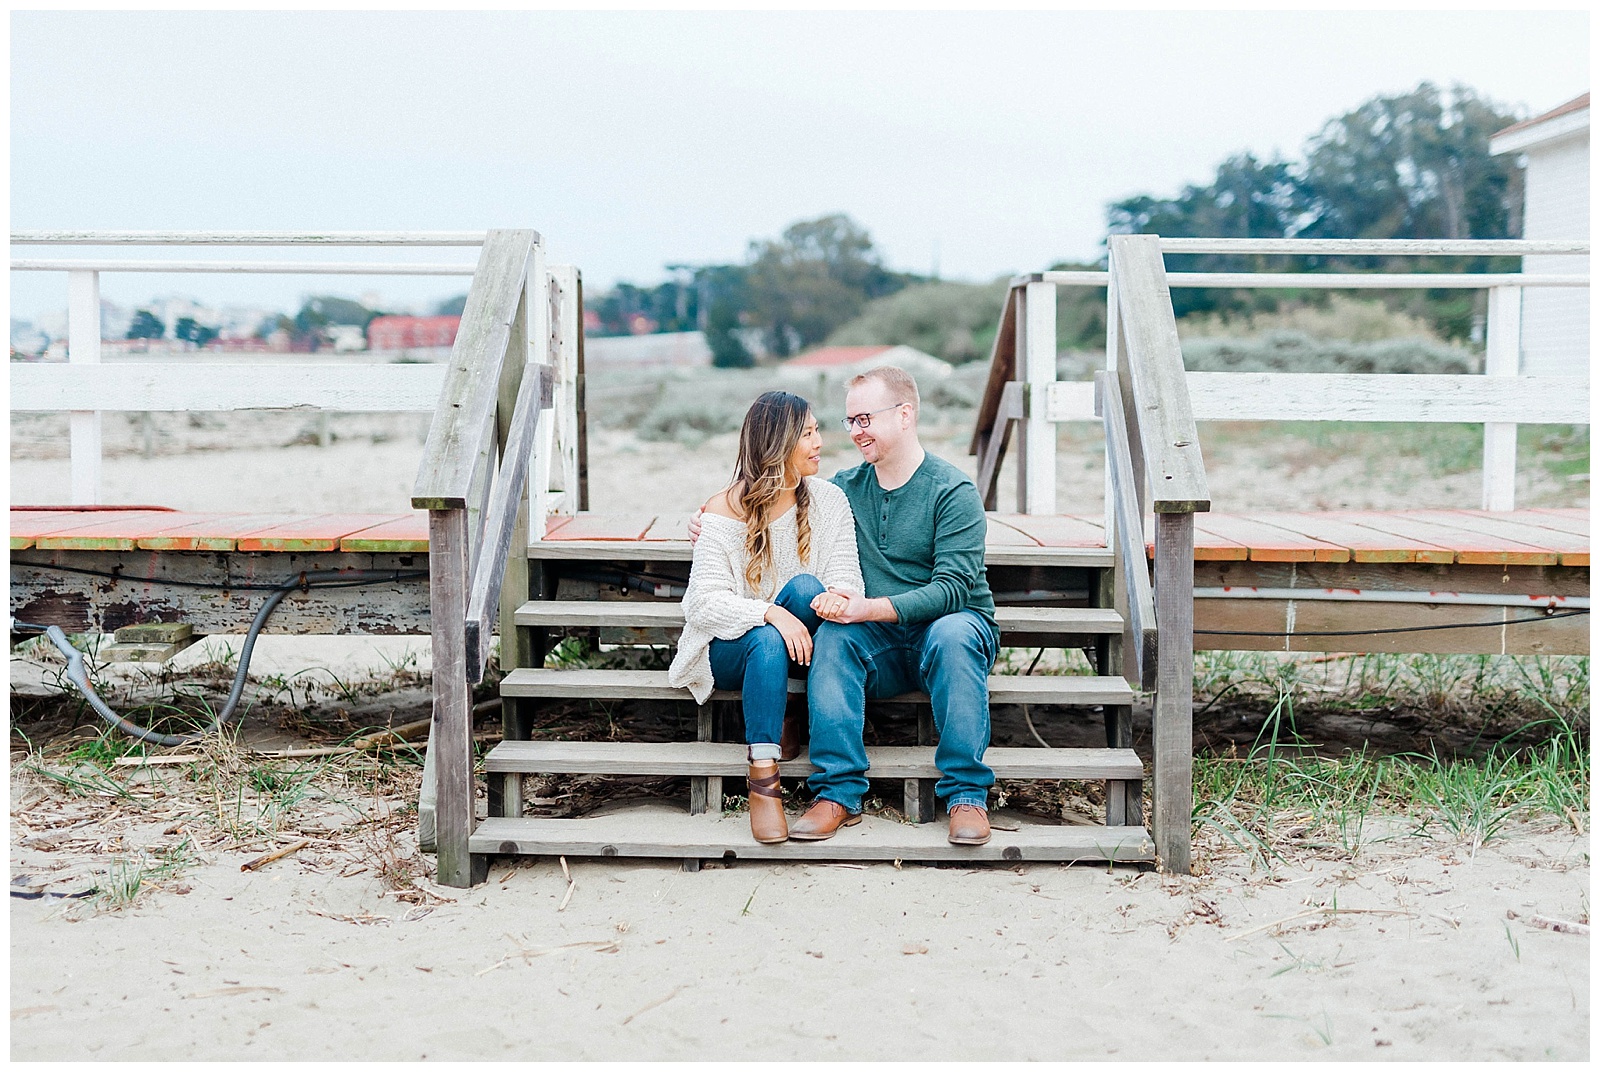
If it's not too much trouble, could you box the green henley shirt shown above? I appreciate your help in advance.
[830,453,996,626]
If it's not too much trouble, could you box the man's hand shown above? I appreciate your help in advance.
[764,604,813,665]
[687,507,704,545]
[812,586,895,625]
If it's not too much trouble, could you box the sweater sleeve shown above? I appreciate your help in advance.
[812,483,865,594]
[885,481,987,625]
[681,520,772,640]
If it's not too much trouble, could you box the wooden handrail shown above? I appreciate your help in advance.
[968,283,1021,457]
[1156,237,1588,256]
[464,364,554,681]
[1096,372,1157,690]
[10,230,493,246]
[1108,234,1210,514]
[412,229,539,510]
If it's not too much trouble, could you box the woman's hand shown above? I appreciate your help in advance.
[764,604,813,666]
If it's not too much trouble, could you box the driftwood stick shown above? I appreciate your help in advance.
[1529,915,1590,936]
[240,838,310,872]
[1224,906,1415,943]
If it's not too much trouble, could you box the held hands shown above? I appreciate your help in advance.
[764,604,813,665]
[811,586,877,625]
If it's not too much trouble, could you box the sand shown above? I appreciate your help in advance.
[8,804,1590,1061]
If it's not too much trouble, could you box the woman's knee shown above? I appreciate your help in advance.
[777,572,825,608]
[748,625,790,671]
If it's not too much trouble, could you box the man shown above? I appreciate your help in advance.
[694,366,998,845]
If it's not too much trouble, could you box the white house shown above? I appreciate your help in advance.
[1490,93,1590,378]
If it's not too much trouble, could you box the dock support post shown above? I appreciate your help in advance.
[67,269,102,505]
[1098,568,1141,827]
[903,704,937,823]
[1152,512,1194,874]
[430,507,483,887]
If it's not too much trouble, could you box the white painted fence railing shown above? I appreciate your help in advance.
[9,231,584,514]
[1000,237,1590,514]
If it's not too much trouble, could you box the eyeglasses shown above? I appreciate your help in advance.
[839,403,908,431]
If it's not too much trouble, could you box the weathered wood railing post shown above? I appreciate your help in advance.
[1109,233,1209,875]
[413,228,540,888]
[67,269,102,504]
[1482,284,1522,511]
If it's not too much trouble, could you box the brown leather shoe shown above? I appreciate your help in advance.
[787,799,862,841]
[746,761,788,844]
[947,804,991,846]
[778,697,809,762]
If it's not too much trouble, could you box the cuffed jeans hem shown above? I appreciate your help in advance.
[944,796,989,812]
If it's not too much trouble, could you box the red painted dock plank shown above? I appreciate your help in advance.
[540,513,659,541]
[990,514,1107,548]
[235,514,412,552]
[1336,512,1559,567]
[133,513,304,551]
[1521,508,1589,537]
[1296,512,1458,564]
[1195,514,1346,562]
[339,514,431,552]
[28,511,202,551]
[1415,510,1588,567]
[641,514,694,542]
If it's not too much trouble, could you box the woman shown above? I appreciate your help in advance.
[667,391,862,844]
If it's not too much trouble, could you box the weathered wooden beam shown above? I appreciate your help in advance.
[968,284,1021,457]
[1109,235,1210,514]
[9,550,429,634]
[413,229,538,511]
[1152,512,1195,875]
[1097,372,1157,690]
[975,381,1025,509]
[428,508,480,888]
[465,366,554,680]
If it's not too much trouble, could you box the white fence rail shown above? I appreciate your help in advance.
[9,231,582,509]
[1008,238,1591,513]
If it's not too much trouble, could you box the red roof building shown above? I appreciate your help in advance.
[785,345,896,368]
[367,315,461,350]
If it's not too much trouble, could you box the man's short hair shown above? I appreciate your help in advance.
[847,366,920,413]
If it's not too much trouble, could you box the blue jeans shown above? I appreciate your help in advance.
[805,610,999,814]
[708,573,825,746]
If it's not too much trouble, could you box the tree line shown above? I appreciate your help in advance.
[588,80,1528,361]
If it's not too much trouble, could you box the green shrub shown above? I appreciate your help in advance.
[1180,330,1478,375]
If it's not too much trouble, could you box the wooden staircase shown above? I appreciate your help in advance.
[469,544,1153,869]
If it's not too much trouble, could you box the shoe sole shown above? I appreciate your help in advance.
[948,834,992,846]
[787,815,862,841]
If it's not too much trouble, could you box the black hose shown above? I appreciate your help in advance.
[14,569,409,747]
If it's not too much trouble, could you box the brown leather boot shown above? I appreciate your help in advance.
[788,799,862,841]
[947,804,992,846]
[778,696,809,761]
[746,760,788,844]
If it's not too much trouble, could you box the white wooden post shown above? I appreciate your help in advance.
[67,270,103,504]
[1020,279,1057,515]
[525,243,552,538]
[1482,285,1521,511]
[549,265,581,515]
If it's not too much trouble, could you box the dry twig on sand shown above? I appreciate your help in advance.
[240,839,309,872]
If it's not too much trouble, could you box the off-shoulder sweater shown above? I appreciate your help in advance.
[666,476,864,704]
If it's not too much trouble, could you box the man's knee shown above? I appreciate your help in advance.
[812,620,869,665]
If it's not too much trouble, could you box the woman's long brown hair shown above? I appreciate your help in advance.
[732,391,813,596]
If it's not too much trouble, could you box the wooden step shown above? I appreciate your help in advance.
[469,809,1154,863]
[499,668,1135,706]
[513,600,1123,635]
[483,740,1142,779]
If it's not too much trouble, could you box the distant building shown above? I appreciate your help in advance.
[366,315,461,351]
[783,343,952,381]
[1490,92,1590,378]
[585,330,712,368]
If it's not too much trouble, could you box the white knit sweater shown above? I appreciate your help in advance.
[667,476,864,704]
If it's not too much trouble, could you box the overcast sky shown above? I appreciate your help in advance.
[9,9,1590,322]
